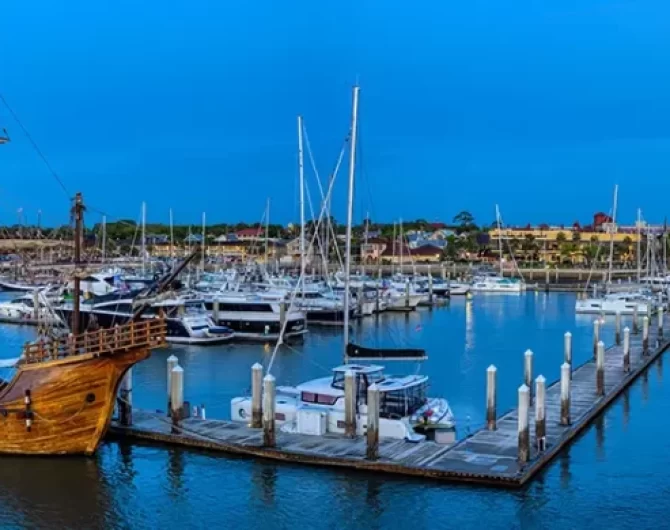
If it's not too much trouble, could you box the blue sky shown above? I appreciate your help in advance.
[1,0,669,228]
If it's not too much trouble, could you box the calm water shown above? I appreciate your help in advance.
[0,292,668,529]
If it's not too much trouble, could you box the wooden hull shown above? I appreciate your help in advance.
[0,347,150,455]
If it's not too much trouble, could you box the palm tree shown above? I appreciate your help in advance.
[571,231,581,243]
[556,231,567,244]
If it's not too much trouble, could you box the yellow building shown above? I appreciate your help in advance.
[488,227,639,265]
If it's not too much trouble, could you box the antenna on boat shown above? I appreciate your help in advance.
[71,192,85,336]
[343,84,360,363]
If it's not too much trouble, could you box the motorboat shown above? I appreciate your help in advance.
[575,291,657,315]
[231,362,455,443]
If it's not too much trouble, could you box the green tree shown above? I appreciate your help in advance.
[571,231,581,243]
[556,231,567,244]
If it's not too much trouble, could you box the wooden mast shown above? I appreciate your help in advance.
[72,192,84,336]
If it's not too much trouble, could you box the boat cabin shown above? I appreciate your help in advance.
[296,365,429,418]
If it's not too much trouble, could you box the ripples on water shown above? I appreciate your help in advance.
[0,293,668,529]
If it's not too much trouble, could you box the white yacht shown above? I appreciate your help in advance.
[575,291,656,315]
[231,363,455,442]
[448,281,471,296]
[56,295,233,345]
[471,275,524,293]
[201,292,307,340]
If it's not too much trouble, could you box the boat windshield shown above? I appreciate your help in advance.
[379,382,428,419]
[331,369,384,390]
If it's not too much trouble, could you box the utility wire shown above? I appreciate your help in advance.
[0,94,71,199]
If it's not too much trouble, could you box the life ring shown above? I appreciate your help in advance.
[238,408,246,419]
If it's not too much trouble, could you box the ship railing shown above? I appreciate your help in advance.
[22,318,168,364]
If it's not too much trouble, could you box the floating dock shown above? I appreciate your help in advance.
[109,318,669,488]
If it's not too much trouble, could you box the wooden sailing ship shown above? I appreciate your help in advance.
[0,192,175,455]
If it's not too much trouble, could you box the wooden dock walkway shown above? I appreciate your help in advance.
[108,319,670,488]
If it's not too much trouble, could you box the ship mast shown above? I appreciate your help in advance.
[343,85,360,360]
[72,192,84,336]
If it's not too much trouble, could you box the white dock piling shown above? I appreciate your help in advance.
[518,384,530,464]
[564,331,572,379]
[658,306,664,339]
[344,370,357,437]
[524,349,534,402]
[486,365,497,431]
[596,340,605,396]
[633,305,639,334]
[593,319,600,359]
[167,354,178,414]
[643,316,649,354]
[170,365,184,430]
[623,327,630,373]
[428,273,434,306]
[263,374,276,447]
[535,375,546,451]
[251,363,263,428]
[119,368,133,426]
[560,362,571,425]
[615,311,622,346]
[366,383,379,460]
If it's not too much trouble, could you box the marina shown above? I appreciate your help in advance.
[107,306,669,487]
[2,0,670,526]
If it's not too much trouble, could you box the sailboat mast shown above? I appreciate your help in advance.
[201,211,206,274]
[298,115,306,296]
[392,221,396,275]
[101,215,107,265]
[169,208,175,265]
[265,198,271,265]
[399,218,404,273]
[72,192,84,336]
[606,185,618,289]
[496,204,503,275]
[343,85,360,359]
[141,201,147,276]
[637,208,642,283]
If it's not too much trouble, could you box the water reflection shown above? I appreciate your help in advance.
[642,370,649,402]
[251,462,277,506]
[167,448,186,496]
[656,355,663,383]
[622,389,630,431]
[595,415,605,460]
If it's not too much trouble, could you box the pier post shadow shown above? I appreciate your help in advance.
[166,448,186,496]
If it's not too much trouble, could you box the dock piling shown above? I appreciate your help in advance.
[167,354,178,414]
[251,363,263,428]
[170,365,184,431]
[560,362,571,425]
[404,279,410,309]
[118,368,133,426]
[535,375,546,451]
[212,300,220,323]
[564,331,572,379]
[658,307,664,340]
[263,374,276,447]
[344,370,357,437]
[623,327,630,373]
[593,319,600,359]
[596,341,605,396]
[643,316,649,354]
[633,305,639,334]
[486,365,497,431]
[517,385,530,464]
[524,350,534,403]
[279,302,286,330]
[366,383,379,460]
[615,311,622,346]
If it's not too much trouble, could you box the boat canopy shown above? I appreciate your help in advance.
[345,342,427,361]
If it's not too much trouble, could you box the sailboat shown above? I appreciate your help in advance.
[471,206,525,293]
[575,187,658,315]
[231,86,455,443]
[0,193,168,455]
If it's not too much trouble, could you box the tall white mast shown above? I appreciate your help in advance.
[141,201,146,275]
[495,204,503,275]
[101,215,107,264]
[343,85,360,359]
[169,208,175,264]
[298,115,306,297]
[636,208,642,283]
[265,198,271,265]
[201,211,206,275]
[606,185,618,289]
[392,221,396,275]
[399,218,404,273]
